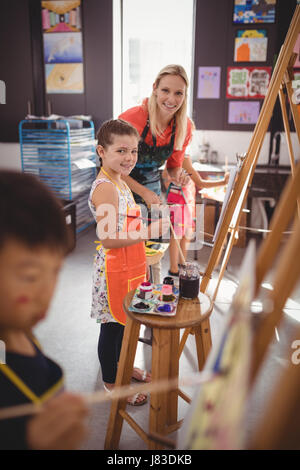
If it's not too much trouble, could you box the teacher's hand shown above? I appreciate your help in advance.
[167,167,190,187]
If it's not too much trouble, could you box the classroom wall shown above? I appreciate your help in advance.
[188,131,299,166]
[0,0,113,142]
[192,0,297,133]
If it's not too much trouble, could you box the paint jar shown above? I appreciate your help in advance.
[179,262,201,299]
[161,284,174,301]
[138,282,153,300]
[163,276,175,292]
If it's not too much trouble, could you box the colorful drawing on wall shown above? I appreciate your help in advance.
[42,1,81,32]
[293,33,300,68]
[41,1,84,94]
[227,66,271,99]
[43,32,83,63]
[233,0,276,24]
[45,63,84,93]
[197,67,221,99]
[234,30,268,62]
[228,101,260,124]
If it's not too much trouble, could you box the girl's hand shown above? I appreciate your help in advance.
[168,168,190,187]
[223,172,230,185]
[26,393,88,450]
[147,218,170,240]
[141,188,162,207]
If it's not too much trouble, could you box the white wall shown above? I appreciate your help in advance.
[0,143,22,170]
[189,130,299,167]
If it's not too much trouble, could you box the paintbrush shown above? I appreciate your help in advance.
[0,370,215,421]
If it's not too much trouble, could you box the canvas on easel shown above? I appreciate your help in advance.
[250,161,300,383]
[247,171,300,449]
[178,241,255,450]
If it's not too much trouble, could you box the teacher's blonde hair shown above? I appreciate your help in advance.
[148,64,189,151]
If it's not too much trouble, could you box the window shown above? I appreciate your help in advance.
[113,0,195,117]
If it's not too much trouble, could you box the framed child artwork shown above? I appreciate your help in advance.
[234,29,268,62]
[233,0,276,24]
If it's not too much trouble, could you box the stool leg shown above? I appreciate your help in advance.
[149,328,171,450]
[104,316,141,450]
[167,329,179,427]
[194,318,212,370]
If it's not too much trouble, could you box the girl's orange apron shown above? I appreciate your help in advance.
[100,172,146,325]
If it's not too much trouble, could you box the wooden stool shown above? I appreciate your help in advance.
[104,289,213,450]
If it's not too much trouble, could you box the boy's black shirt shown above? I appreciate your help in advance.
[0,341,63,450]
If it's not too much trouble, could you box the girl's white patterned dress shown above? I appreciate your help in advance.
[88,177,136,323]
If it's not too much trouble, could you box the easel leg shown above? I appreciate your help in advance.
[280,82,300,218]
[212,229,236,302]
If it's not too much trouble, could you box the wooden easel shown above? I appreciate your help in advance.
[178,162,300,450]
[179,5,300,360]
[246,165,300,448]
[248,328,300,449]
[278,51,300,215]
[250,160,300,383]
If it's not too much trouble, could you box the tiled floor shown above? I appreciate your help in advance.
[34,225,300,450]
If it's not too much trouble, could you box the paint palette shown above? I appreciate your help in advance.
[129,284,179,317]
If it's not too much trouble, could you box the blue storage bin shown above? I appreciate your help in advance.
[19,119,97,233]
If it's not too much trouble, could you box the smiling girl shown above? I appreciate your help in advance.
[88,119,169,405]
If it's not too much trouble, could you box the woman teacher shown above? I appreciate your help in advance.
[119,64,192,207]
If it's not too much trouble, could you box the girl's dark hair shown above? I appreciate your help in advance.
[96,119,140,148]
[0,170,70,253]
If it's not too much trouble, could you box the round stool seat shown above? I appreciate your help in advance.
[124,289,213,330]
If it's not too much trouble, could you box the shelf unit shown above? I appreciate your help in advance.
[19,119,97,233]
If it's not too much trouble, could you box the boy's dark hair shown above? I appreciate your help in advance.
[96,119,140,149]
[0,170,70,253]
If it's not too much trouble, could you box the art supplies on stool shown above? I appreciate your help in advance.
[129,282,179,317]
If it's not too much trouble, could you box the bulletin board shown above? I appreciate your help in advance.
[192,0,297,131]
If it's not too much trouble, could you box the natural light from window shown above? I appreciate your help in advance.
[114,0,195,116]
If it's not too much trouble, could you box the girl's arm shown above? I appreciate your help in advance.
[92,182,168,249]
[182,156,229,189]
[122,174,161,205]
